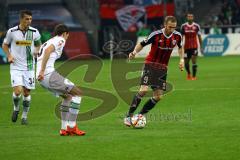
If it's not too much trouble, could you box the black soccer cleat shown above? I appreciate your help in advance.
[12,111,19,122]
[21,118,28,125]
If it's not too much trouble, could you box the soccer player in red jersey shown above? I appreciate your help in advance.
[124,16,184,126]
[180,13,203,80]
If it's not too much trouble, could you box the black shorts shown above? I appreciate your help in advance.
[185,49,198,59]
[140,63,167,91]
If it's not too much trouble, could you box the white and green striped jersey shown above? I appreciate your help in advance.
[3,25,41,71]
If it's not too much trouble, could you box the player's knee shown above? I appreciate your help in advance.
[23,88,30,97]
[14,91,21,97]
[70,86,82,96]
[14,89,22,96]
[138,90,147,97]
[153,95,162,101]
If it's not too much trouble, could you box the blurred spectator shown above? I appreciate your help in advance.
[136,23,151,36]
[209,23,221,34]
[40,27,51,43]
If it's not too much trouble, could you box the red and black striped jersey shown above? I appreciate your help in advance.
[140,28,182,67]
[180,22,201,49]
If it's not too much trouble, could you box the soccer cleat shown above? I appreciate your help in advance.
[60,129,69,136]
[124,117,132,127]
[187,74,192,80]
[11,111,19,122]
[21,118,28,125]
[191,77,197,80]
[67,125,86,136]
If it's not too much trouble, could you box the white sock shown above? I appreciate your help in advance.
[68,108,79,128]
[12,92,21,111]
[22,95,31,119]
[68,121,76,128]
[61,120,68,130]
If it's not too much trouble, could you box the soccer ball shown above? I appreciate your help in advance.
[131,114,146,129]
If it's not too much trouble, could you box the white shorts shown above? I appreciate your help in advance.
[39,71,75,97]
[10,70,35,89]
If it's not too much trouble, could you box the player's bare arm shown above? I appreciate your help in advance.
[129,43,143,60]
[34,43,42,58]
[198,35,203,53]
[2,43,14,63]
[37,44,55,81]
[178,47,184,71]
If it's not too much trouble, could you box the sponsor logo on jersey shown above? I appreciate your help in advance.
[172,40,176,45]
[16,40,32,46]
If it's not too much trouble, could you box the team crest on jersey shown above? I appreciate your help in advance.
[172,40,176,45]
[58,40,64,46]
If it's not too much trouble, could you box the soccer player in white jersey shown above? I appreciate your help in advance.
[37,24,85,136]
[2,10,41,125]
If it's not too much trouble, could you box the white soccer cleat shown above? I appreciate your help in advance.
[124,117,132,127]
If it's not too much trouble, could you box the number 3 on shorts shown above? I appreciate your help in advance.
[28,78,35,85]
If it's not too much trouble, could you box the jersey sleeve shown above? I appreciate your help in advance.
[140,32,155,47]
[34,30,42,46]
[196,24,201,35]
[180,24,185,35]
[177,34,183,48]
[3,29,12,45]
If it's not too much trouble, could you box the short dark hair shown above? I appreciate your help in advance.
[20,10,32,19]
[54,24,69,36]
[164,16,177,24]
[187,13,194,16]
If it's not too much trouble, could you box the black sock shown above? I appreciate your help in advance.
[185,62,191,74]
[139,98,158,115]
[192,64,198,77]
[127,93,143,117]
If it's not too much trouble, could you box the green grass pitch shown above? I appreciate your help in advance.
[0,56,240,160]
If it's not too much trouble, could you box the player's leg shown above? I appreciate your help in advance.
[59,94,71,136]
[46,71,85,136]
[184,50,192,80]
[21,70,35,125]
[10,70,24,122]
[128,85,148,117]
[21,87,31,125]
[191,50,198,80]
[139,88,163,115]
[12,86,22,122]
[124,85,148,126]
[67,86,85,136]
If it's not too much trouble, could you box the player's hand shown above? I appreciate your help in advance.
[128,51,136,60]
[179,59,184,71]
[7,54,14,63]
[37,71,44,81]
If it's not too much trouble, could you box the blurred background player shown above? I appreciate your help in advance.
[2,10,41,125]
[124,16,184,126]
[180,13,203,80]
[37,24,85,136]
